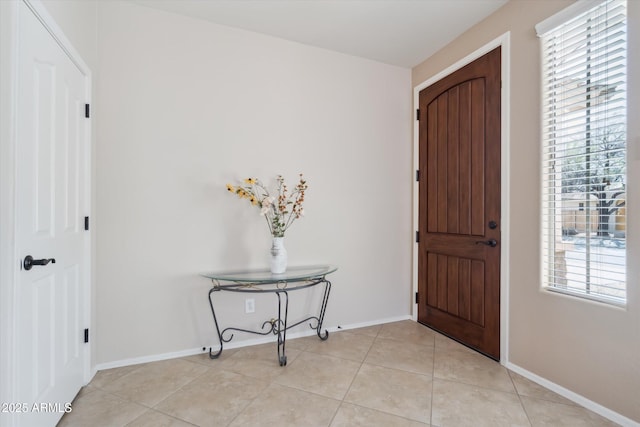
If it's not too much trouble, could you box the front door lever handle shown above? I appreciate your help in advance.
[23,255,56,271]
[475,239,498,247]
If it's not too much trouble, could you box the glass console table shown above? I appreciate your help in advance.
[201,265,337,366]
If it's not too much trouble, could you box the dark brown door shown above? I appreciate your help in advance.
[417,47,501,360]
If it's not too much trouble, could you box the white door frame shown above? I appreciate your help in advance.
[412,32,511,365]
[0,1,92,423]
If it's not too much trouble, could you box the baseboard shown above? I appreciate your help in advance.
[94,314,412,372]
[507,362,640,427]
[331,314,412,333]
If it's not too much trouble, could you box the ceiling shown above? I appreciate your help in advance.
[130,0,508,68]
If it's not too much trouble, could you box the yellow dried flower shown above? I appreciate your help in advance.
[225,174,307,238]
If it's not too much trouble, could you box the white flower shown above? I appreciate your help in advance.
[226,174,306,238]
[262,196,274,206]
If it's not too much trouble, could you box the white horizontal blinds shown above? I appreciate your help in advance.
[540,0,627,304]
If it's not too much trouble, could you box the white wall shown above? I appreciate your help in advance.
[95,1,412,364]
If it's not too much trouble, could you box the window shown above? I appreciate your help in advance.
[537,0,627,304]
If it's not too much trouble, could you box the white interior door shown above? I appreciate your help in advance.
[14,2,90,426]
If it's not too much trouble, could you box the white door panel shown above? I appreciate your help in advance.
[32,61,55,237]
[15,2,89,426]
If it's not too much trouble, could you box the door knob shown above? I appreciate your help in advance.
[23,255,56,271]
[475,239,498,247]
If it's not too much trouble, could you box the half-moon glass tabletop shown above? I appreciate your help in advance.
[201,265,337,284]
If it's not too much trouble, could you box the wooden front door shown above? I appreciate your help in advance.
[417,47,501,360]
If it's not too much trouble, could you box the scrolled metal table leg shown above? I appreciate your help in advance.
[316,280,331,340]
[208,288,224,359]
[276,290,289,366]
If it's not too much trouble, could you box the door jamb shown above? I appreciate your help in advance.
[0,1,93,421]
[412,32,511,365]
[0,2,19,421]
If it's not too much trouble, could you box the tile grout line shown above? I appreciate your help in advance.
[91,358,227,426]
[147,366,214,426]
[124,408,200,427]
[222,334,350,427]
[218,348,293,427]
[325,327,381,426]
[507,369,534,427]
[334,329,373,426]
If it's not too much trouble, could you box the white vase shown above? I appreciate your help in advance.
[270,237,287,274]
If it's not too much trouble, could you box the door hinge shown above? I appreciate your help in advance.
[85,103,90,118]
[416,169,420,182]
[415,292,419,304]
[84,216,89,231]
[84,328,89,343]
[415,231,419,243]
[416,109,420,120]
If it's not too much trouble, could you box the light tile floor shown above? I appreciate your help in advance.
[58,321,619,427]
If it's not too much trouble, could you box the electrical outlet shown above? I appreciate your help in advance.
[245,298,255,314]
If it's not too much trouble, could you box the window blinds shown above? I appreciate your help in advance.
[539,0,627,304]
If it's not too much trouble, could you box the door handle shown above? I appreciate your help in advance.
[475,239,498,247]
[23,255,56,271]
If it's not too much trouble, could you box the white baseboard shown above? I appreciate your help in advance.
[331,314,412,333]
[94,315,412,372]
[507,362,639,427]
